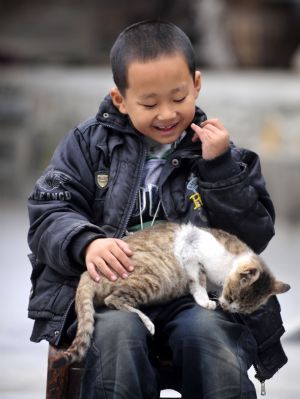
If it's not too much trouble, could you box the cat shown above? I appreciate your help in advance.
[53,222,290,367]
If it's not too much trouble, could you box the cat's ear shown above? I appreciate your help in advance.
[239,266,260,286]
[273,280,291,295]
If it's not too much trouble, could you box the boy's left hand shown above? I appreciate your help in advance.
[191,118,230,160]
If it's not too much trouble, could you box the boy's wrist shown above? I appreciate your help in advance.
[69,231,106,267]
[197,148,241,183]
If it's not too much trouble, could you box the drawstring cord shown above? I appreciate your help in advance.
[138,189,161,230]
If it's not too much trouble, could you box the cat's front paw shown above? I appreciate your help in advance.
[195,296,217,310]
[203,299,217,310]
[193,291,217,310]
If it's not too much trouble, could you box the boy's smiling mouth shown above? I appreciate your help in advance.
[153,121,179,133]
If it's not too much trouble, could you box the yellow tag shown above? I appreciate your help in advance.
[189,192,203,210]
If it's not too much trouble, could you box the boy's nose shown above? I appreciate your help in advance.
[157,106,176,121]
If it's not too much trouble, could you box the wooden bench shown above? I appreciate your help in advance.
[46,344,181,398]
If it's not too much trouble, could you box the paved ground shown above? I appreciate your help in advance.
[0,201,299,398]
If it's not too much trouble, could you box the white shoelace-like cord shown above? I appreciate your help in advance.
[138,189,161,230]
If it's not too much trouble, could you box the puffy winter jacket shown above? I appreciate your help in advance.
[27,96,287,382]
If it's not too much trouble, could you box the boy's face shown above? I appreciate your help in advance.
[111,53,201,144]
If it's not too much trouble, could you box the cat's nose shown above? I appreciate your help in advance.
[222,303,229,311]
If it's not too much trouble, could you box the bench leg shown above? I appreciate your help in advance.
[46,345,70,399]
[46,344,181,398]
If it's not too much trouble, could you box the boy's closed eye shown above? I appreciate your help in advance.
[139,97,186,109]
[139,103,157,109]
[174,96,186,103]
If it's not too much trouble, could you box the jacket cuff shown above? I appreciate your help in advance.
[197,148,241,183]
[68,230,105,268]
[254,340,288,381]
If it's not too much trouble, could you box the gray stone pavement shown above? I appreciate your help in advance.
[0,200,299,398]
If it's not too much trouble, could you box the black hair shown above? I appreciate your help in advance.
[110,20,196,95]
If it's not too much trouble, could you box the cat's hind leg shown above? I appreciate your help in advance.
[104,294,155,335]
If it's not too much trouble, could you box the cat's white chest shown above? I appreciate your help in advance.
[174,225,233,287]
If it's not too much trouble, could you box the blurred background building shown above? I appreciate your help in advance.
[0,1,300,398]
[0,0,300,220]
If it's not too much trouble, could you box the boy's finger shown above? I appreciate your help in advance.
[94,257,118,282]
[86,262,101,282]
[201,118,223,129]
[104,251,131,278]
[200,123,219,135]
[191,123,204,138]
[115,240,134,272]
[116,239,133,256]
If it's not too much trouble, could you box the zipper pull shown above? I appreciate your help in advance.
[261,380,266,396]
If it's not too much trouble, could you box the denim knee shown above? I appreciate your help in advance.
[167,306,250,350]
[80,307,160,399]
[92,307,151,350]
[163,305,257,398]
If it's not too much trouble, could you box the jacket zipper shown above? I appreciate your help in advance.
[116,139,147,238]
[253,362,266,396]
[158,147,195,221]
[98,121,148,238]
[159,186,169,220]
[235,312,267,396]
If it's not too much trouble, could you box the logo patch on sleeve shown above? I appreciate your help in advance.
[29,169,72,201]
[37,169,72,191]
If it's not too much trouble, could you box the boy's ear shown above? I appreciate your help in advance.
[194,71,201,98]
[110,87,128,115]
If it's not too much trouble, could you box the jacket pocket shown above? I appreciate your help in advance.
[28,262,78,320]
[28,253,45,302]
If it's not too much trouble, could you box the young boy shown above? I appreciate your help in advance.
[27,21,287,398]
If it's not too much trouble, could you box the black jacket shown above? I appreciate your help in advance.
[27,96,286,381]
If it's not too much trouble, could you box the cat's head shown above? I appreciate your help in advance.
[219,254,290,314]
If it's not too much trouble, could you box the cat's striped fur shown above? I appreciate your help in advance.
[53,222,290,367]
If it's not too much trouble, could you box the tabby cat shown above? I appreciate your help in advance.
[54,222,290,367]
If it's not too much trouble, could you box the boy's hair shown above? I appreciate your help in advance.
[110,20,196,95]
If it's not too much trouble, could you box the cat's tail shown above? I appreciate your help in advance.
[53,273,96,368]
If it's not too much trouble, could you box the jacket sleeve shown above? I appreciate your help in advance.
[27,127,106,277]
[195,144,275,253]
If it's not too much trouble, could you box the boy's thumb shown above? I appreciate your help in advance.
[191,123,202,142]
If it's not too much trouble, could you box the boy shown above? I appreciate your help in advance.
[27,21,287,398]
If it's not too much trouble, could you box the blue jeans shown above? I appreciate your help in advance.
[80,298,257,399]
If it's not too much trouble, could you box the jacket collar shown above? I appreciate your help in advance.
[96,95,134,133]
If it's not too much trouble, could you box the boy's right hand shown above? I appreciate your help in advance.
[85,238,134,282]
